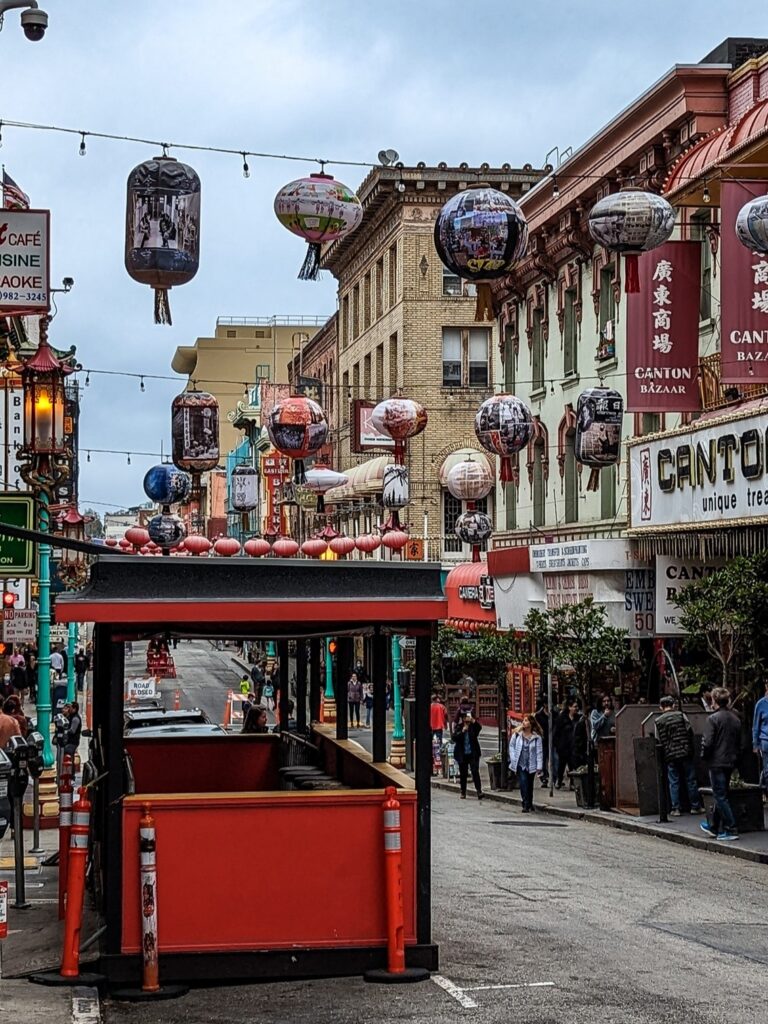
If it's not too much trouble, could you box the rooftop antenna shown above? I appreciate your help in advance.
[378,148,400,166]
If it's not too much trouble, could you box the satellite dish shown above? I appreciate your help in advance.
[378,149,400,166]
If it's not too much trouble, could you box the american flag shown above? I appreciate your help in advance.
[2,171,29,210]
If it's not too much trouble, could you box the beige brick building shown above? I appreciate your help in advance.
[318,164,543,562]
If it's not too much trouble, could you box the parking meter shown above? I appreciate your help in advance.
[6,735,30,798]
[53,713,68,778]
[6,737,31,909]
[0,749,11,841]
[26,732,45,779]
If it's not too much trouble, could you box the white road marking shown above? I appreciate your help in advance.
[464,981,556,991]
[72,986,101,1024]
[431,974,479,1009]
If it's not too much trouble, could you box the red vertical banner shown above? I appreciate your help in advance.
[721,179,768,383]
[626,241,701,412]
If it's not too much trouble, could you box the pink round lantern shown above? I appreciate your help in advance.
[213,537,241,557]
[146,540,158,551]
[370,398,428,463]
[329,535,356,556]
[274,172,363,280]
[184,535,212,556]
[140,546,150,555]
[356,533,381,554]
[118,538,132,550]
[244,538,272,558]
[446,457,493,502]
[266,395,328,482]
[301,537,328,558]
[304,466,349,512]
[273,537,299,558]
[382,529,409,551]
[104,537,118,548]
[125,526,150,549]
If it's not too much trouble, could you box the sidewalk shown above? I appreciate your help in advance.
[432,775,768,865]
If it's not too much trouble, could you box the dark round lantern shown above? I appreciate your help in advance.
[575,387,623,491]
[587,189,675,292]
[171,390,219,473]
[143,464,192,506]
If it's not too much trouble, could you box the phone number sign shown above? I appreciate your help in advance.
[0,209,50,313]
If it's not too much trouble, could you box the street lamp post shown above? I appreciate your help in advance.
[18,325,74,768]
[389,637,406,767]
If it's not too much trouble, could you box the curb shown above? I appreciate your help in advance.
[431,779,768,865]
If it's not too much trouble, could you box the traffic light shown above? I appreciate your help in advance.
[328,640,337,655]
[0,643,8,656]
[2,592,16,609]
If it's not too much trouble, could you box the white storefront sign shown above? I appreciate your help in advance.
[629,408,768,531]
[529,539,638,573]
[0,210,50,312]
[654,555,725,635]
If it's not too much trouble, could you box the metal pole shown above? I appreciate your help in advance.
[324,639,335,701]
[66,621,77,703]
[12,800,30,909]
[548,669,554,799]
[29,775,43,854]
[422,512,428,561]
[391,637,403,742]
[36,494,54,767]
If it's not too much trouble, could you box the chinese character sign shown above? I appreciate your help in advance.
[721,180,768,383]
[626,241,701,412]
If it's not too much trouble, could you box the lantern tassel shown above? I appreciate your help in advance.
[316,495,325,513]
[472,544,481,564]
[586,467,601,492]
[298,243,322,281]
[294,458,307,484]
[500,456,513,484]
[624,254,640,293]
[474,282,494,321]
[154,287,173,325]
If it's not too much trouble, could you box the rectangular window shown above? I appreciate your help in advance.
[363,272,371,330]
[564,434,578,524]
[352,284,360,340]
[442,328,462,387]
[443,492,462,553]
[376,258,384,320]
[468,328,489,387]
[375,343,384,398]
[563,288,578,376]
[505,484,517,530]
[600,465,616,519]
[389,243,398,308]
[342,371,349,425]
[532,446,545,528]
[255,363,270,380]
[599,266,615,331]
[352,361,360,400]
[389,332,398,392]
[692,212,712,321]
[442,265,462,297]
[503,325,516,392]
[641,412,661,435]
[363,353,371,397]
[341,294,349,350]
[531,310,544,391]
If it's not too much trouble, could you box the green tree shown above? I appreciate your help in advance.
[674,553,768,690]
[82,508,104,539]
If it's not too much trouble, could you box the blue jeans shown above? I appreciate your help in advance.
[518,768,535,810]
[667,759,701,810]
[759,740,768,791]
[708,768,737,834]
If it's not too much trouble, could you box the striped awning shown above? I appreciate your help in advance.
[324,455,394,502]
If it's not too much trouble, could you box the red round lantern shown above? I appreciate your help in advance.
[382,529,409,551]
[273,537,299,558]
[104,537,118,548]
[329,535,356,556]
[213,537,241,557]
[125,526,150,549]
[184,534,212,556]
[244,538,272,557]
[266,395,328,482]
[139,546,150,555]
[355,534,381,553]
[118,538,132,550]
[301,537,328,558]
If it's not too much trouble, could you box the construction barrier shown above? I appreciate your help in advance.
[222,690,244,729]
[60,786,90,978]
[58,754,73,920]
[173,688,181,711]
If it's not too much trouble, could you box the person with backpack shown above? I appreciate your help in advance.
[262,674,275,711]
[655,695,703,816]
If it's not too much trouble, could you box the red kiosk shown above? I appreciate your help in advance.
[55,554,445,987]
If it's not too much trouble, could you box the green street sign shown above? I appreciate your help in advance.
[0,493,35,577]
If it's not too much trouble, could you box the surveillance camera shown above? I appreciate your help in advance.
[20,8,48,41]
[62,277,74,291]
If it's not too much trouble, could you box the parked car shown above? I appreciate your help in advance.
[125,722,226,739]
[124,707,210,733]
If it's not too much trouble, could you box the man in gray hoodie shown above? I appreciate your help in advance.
[700,688,741,842]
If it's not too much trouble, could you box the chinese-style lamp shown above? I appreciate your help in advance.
[266,395,328,483]
[143,464,192,506]
[274,172,363,280]
[587,188,675,292]
[370,398,427,464]
[318,522,340,542]
[434,186,528,319]
[171,391,220,473]
[574,387,624,491]
[447,457,494,562]
[104,537,118,548]
[455,510,493,563]
[125,155,201,324]
[474,394,534,483]
[56,504,90,588]
[231,465,259,512]
[22,338,68,456]
[147,512,186,549]
[735,195,768,254]
[381,529,409,552]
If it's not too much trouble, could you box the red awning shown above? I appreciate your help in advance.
[444,561,496,627]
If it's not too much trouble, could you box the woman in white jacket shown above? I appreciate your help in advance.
[508,715,544,812]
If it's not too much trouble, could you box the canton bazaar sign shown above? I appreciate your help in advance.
[628,408,768,531]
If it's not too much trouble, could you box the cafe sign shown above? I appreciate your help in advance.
[629,407,768,531]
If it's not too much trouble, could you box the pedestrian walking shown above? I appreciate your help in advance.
[363,682,374,727]
[25,650,36,702]
[508,714,544,812]
[534,700,550,786]
[700,687,742,842]
[262,674,275,711]
[752,680,768,793]
[9,648,26,697]
[655,695,703,816]
[74,648,88,693]
[452,709,483,800]
[239,674,251,696]
[50,647,64,679]
[553,698,581,789]
[453,685,475,725]
[430,692,448,746]
[347,671,362,728]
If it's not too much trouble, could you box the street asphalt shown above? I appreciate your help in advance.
[102,642,768,1024]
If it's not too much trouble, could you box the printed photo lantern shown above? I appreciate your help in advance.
[587,189,675,293]
[274,173,363,280]
[735,194,768,254]
[171,391,220,473]
[575,387,624,492]
[143,464,192,506]
[147,512,186,549]
[304,466,348,512]
[383,464,409,509]
[125,155,201,324]
[474,394,534,483]
[455,510,493,545]
[266,395,328,483]
[434,187,528,320]
[446,457,493,503]
[370,398,427,463]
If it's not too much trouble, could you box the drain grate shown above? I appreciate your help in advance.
[490,820,568,827]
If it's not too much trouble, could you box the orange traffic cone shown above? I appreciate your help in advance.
[173,688,181,711]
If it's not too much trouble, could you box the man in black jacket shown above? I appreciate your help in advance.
[453,710,483,801]
[655,696,703,816]
[700,688,741,841]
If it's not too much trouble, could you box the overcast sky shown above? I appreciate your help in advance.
[2,0,766,512]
